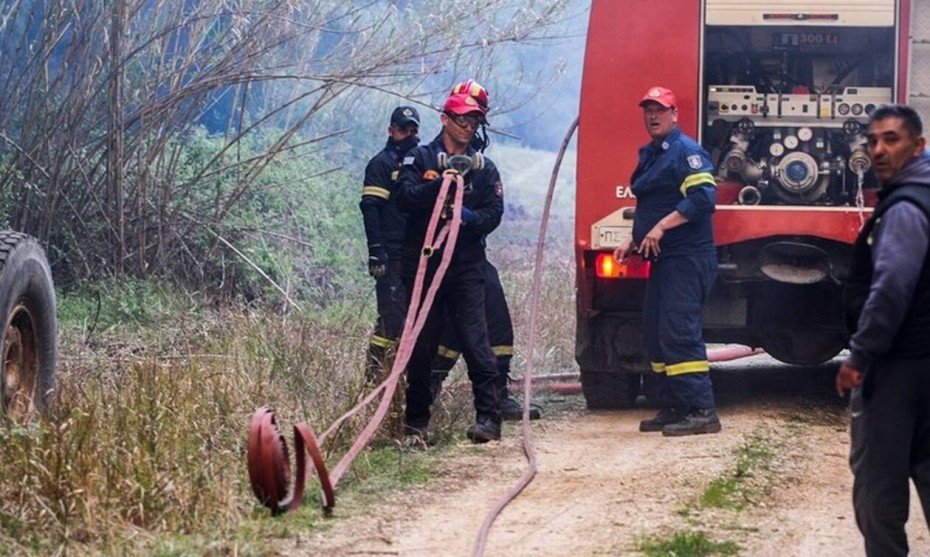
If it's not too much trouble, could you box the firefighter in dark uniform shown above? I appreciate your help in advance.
[359,106,420,381]
[430,259,542,420]
[836,104,930,557]
[395,91,504,444]
[428,80,542,421]
[614,86,721,436]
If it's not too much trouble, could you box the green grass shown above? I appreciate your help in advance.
[698,431,777,511]
[639,530,740,557]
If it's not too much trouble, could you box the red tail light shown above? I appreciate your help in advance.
[595,252,651,279]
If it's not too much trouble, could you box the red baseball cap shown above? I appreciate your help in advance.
[639,86,677,108]
[443,93,487,117]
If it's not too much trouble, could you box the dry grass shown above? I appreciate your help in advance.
[0,220,577,554]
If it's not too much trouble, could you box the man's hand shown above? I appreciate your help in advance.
[613,238,636,263]
[836,362,862,397]
[639,224,665,259]
[368,245,388,279]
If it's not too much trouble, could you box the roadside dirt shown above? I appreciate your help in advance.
[288,361,930,556]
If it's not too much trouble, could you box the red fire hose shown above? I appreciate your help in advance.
[246,170,466,515]
[540,345,766,396]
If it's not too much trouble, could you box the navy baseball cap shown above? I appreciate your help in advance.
[390,106,420,128]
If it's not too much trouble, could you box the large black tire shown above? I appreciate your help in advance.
[0,231,57,421]
[761,330,844,366]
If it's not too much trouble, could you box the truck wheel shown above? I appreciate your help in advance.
[762,330,843,366]
[580,371,640,409]
[0,232,57,421]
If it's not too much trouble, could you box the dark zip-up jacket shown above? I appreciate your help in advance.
[360,140,411,258]
[394,134,504,275]
[844,154,930,371]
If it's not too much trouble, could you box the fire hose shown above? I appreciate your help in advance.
[247,167,466,515]
[245,121,764,555]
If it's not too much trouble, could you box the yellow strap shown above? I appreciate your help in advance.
[679,172,715,197]
[492,345,514,357]
[650,361,666,373]
[362,185,390,200]
[665,360,710,376]
[369,335,397,349]
[436,345,460,360]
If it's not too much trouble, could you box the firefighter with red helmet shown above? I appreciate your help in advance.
[359,106,421,381]
[451,79,491,152]
[614,86,721,436]
[395,90,505,444]
[429,80,543,421]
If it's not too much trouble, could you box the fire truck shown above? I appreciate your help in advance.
[575,0,930,408]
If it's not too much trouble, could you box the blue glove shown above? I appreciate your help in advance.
[461,207,476,224]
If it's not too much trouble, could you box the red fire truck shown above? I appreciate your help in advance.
[575,0,930,408]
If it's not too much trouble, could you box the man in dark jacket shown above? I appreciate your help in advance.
[395,91,504,444]
[836,103,930,557]
[359,106,420,381]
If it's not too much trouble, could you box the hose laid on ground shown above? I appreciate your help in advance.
[247,171,465,515]
[518,345,767,395]
[471,116,580,557]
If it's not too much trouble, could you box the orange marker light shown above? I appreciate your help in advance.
[595,252,651,279]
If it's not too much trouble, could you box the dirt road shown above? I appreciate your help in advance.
[291,359,930,556]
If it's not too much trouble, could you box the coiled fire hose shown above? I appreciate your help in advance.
[247,169,466,515]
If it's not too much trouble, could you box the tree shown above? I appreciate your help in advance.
[0,0,571,291]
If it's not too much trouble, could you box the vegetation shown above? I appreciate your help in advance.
[0,1,586,552]
[639,531,741,557]
[638,426,786,556]
[0,214,574,554]
[0,0,576,298]
[698,430,779,511]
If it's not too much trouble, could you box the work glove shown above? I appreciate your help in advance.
[460,207,477,225]
[368,245,388,279]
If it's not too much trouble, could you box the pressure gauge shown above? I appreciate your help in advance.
[770,142,785,157]
[784,135,799,150]
[798,127,813,142]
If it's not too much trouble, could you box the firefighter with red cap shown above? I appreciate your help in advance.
[429,80,543,422]
[395,88,505,444]
[359,105,421,381]
[614,86,721,436]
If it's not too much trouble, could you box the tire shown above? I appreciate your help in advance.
[0,231,57,421]
[761,330,843,366]
[580,370,640,410]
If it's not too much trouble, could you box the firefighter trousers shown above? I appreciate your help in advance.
[366,260,407,381]
[403,260,501,429]
[850,356,930,557]
[432,261,513,394]
[643,254,717,410]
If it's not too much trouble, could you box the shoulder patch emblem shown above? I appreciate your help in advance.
[687,154,703,170]
[423,169,440,181]
[495,181,503,198]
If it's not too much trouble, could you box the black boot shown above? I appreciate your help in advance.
[639,407,686,432]
[501,390,542,421]
[466,417,501,443]
[662,408,722,437]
